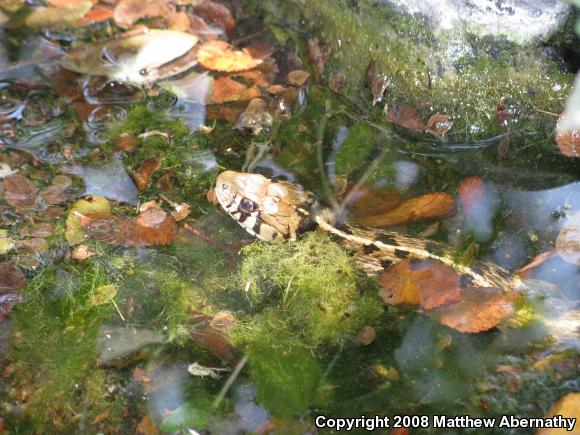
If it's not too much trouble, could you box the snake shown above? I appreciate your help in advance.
[214,170,518,291]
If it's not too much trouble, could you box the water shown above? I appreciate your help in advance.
[0,1,578,433]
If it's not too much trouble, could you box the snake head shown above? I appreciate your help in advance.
[215,170,313,241]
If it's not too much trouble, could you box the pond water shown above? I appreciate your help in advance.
[0,0,579,433]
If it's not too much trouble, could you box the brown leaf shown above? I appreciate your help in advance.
[116,133,137,151]
[516,249,557,278]
[495,98,509,128]
[193,0,235,35]
[157,171,174,191]
[133,367,151,383]
[307,38,331,81]
[3,174,40,211]
[72,244,96,260]
[113,0,171,29]
[20,223,54,238]
[136,415,159,435]
[91,411,109,426]
[287,70,310,87]
[386,104,426,131]
[426,113,453,137]
[366,61,390,106]
[76,5,114,25]
[135,207,177,245]
[197,40,262,73]
[497,137,509,159]
[132,157,161,192]
[458,176,483,214]
[206,188,218,204]
[42,184,72,205]
[210,311,235,330]
[19,238,49,255]
[351,192,455,227]
[378,259,462,309]
[537,393,580,435]
[555,113,580,158]
[556,212,580,265]
[209,76,260,104]
[167,10,191,32]
[329,73,347,93]
[265,84,286,95]
[171,203,191,222]
[356,325,376,346]
[191,326,235,364]
[348,186,405,217]
[0,262,25,294]
[425,287,514,333]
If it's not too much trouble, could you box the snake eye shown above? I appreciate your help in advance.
[240,198,256,212]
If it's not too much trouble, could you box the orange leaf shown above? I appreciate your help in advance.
[136,415,159,435]
[209,76,260,104]
[555,212,580,265]
[378,259,462,309]
[287,70,310,87]
[351,192,455,227]
[387,104,426,131]
[193,0,235,35]
[348,185,405,217]
[76,5,113,25]
[555,113,580,158]
[425,287,514,333]
[197,40,262,73]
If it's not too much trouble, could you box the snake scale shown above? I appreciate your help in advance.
[214,170,518,291]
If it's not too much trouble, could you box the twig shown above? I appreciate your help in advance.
[212,355,248,410]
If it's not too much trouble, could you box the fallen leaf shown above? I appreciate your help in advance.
[495,98,509,128]
[307,37,331,81]
[537,393,580,435]
[72,244,96,260]
[555,212,580,265]
[348,186,405,217]
[91,411,109,426]
[287,70,310,87]
[497,137,509,159]
[157,171,174,191]
[25,2,93,29]
[0,262,25,293]
[135,207,177,245]
[356,325,376,345]
[351,192,456,227]
[265,84,286,95]
[132,157,161,192]
[366,60,390,106]
[329,73,347,93]
[113,0,171,29]
[133,367,151,383]
[171,203,192,222]
[196,40,262,73]
[516,250,557,277]
[22,223,54,238]
[65,195,111,244]
[190,326,235,364]
[555,112,580,158]
[234,98,273,135]
[3,174,41,211]
[425,287,514,333]
[386,104,426,131]
[136,415,159,435]
[378,259,462,309]
[90,284,118,306]
[116,133,137,151]
[193,0,235,35]
[76,5,114,25]
[206,188,218,204]
[426,113,453,137]
[19,238,49,255]
[167,10,191,32]
[0,231,14,255]
[208,76,260,104]
[42,176,74,204]
[210,311,235,330]
[458,176,484,214]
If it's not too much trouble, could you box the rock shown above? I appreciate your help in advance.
[380,0,571,44]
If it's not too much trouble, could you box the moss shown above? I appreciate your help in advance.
[238,232,380,347]
[251,0,572,143]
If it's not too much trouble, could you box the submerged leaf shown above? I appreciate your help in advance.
[197,40,262,72]
[25,2,92,29]
[65,195,111,244]
[556,212,580,265]
[287,70,310,87]
[426,287,514,333]
[0,262,25,293]
[132,156,161,192]
[351,192,455,227]
[426,113,453,137]
[90,284,118,306]
[3,174,41,211]
[193,0,235,35]
[386,104,426,131]
[378,259,461,309]
[209,76,260,104]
